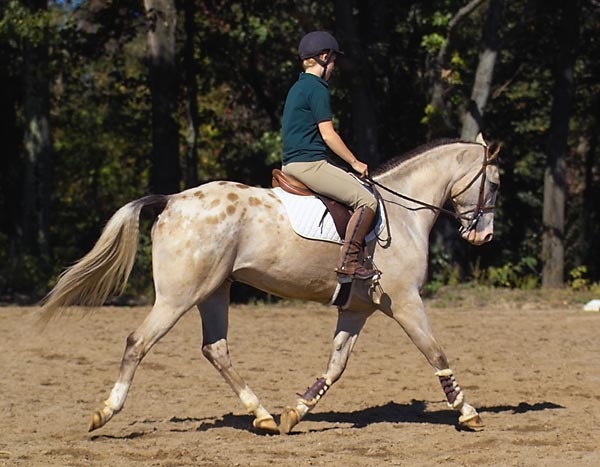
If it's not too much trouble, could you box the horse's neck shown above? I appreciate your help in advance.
[374,145,464,237]
[377,145,461,205]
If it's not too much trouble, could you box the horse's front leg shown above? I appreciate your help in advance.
[391,292,484,430]
[280,309,370,434]
[198,282,278,434]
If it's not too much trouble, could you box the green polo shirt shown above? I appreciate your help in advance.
[281,73,332,165]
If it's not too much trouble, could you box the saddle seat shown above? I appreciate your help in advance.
[272,168,352,239]
[272,169,313,196]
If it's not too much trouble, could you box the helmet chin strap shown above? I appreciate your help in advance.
[314,50,333,79]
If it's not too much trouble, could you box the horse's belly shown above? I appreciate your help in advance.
[233,233,339,303]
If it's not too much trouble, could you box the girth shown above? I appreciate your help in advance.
[272,168,351,239]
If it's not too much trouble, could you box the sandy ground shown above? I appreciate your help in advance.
[1,289,599,467]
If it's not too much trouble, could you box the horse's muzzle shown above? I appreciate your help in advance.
[462,227,493,245]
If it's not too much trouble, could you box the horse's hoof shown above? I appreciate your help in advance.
[458,413,485,431]
[253,416,279,435]
[88,407,112,432]
[88,411,104,432]
[279,407,300,435]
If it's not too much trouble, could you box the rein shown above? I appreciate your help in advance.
[367,177,460,219]
[366,143,496,234]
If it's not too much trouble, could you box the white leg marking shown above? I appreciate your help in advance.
[105,381,130,411]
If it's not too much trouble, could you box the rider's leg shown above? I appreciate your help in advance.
[335,205,377,280]
[283,160,378,280]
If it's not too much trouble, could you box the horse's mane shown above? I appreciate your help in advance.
[372,138,466,176]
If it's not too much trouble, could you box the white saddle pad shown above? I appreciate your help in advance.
[273,187,386,244]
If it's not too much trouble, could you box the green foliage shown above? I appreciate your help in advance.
[568,266,590,292]
[426,241,463,294]
[421,32,445,54]
[484,257,539,289]
[254,130,283,167]
[0,0,50,45]
[1,0,599,300]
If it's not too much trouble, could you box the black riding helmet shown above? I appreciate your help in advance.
[298,31,343,78]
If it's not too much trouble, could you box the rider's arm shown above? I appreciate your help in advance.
[318,120,369,177]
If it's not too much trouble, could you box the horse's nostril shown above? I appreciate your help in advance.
[484,233,493,243]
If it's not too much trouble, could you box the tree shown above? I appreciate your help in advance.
[1,0,599,299]
[335,0,381,166]
[0,2,22,280]
[424,0,486,139]
[21,0,52,270]
[461,0,503,141]
[182,0,199,189]
[144,0,180,194]
[541,0,580,287]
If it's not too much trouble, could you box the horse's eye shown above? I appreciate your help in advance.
[489,182,499,193]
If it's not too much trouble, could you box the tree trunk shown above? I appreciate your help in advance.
[0,43,21,260]
[582,94,599,279]
[542,0,580,288]
[183,0,199,188]
[461,0,503,141]
[21,0,52,267]
[427,0,486,139]
[335,0,380,166]
[144,0,180,194]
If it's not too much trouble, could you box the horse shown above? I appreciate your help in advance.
[40,134,500,435]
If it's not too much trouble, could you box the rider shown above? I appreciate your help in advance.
[281,31,378,282]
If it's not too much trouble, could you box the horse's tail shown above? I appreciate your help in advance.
[39,194,169,321]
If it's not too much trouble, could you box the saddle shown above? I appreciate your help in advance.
[272,169,352,239]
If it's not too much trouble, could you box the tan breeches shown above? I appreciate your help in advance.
[282,160,377,212]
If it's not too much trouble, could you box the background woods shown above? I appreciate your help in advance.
[0,0,598,301]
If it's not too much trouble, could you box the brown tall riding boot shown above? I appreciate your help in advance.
[335,206,377,281]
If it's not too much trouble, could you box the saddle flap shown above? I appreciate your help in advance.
[272,169,351,238]
[314,195,352,239]
[273,186,387,245]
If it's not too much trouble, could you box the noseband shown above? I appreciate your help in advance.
[367,143,497,234]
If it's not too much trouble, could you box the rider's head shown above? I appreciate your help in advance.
[298,31,343,79]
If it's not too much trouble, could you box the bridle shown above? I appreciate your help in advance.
[366,143,498,235]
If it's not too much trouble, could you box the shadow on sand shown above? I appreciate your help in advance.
[194,399,563,434]
[91,399,564,439]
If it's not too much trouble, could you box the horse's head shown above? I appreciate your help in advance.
[450,134,500,246]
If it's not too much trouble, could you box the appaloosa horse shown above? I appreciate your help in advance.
[41,134,500,434]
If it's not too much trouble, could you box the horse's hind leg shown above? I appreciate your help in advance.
[280,309,370,434]
[198,281,278,434]
[88,298,190,431]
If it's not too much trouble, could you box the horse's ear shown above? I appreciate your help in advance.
[488,141,502,162]
[475,132,487,146]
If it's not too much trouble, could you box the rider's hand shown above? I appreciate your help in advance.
[351,159,369,178]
